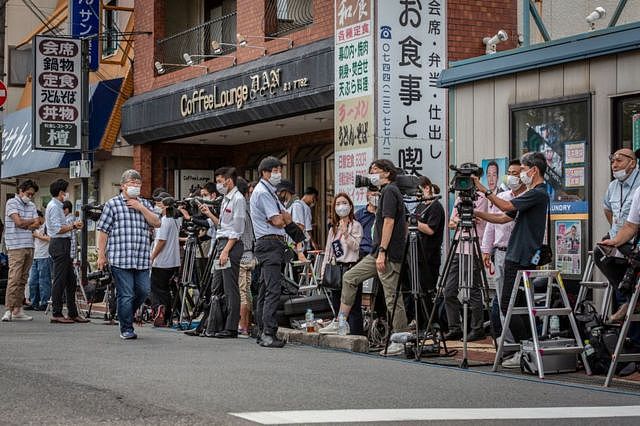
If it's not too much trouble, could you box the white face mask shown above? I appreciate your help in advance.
[520,170,533,187]
[368,173,381,187]
[507,175,522,191]
[269,172,282,187]
[335,204,351,217]
[368,195,379,207]
[613,169,628,181]
[21,195,31,204]
[216,182,228,195]
[126,185,141,198]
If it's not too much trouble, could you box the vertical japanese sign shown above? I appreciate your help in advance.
[70,0,99,71]
[633,113,640,153]
[335,0,375,206]
[376,0,447,193]
[33,36,82,151]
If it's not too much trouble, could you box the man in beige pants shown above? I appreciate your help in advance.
[2,180,40,322]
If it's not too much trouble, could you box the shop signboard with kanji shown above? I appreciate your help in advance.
[70,0,99,71]
[335,0,375,206]
[376,0,447,193]
[32,36,81,151]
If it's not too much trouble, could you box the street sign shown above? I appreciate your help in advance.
[69,0,99,71]
[0,80,7,107]
[32,35,82,151]
[69,160,91,178]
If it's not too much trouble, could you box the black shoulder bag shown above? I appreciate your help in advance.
[260,181,306,244]
[534,199,553,267]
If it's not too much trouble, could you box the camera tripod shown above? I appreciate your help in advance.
[385,215,451,361]
[175,225,210,329]
[425,218,493,368]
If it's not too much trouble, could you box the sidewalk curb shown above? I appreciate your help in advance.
[277,328,369,353]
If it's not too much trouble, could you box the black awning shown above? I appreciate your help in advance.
[122,38,334,145]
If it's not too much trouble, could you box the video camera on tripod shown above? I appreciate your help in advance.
[177,196,223,220]
[82,203,104,222]
[449,163,483,228]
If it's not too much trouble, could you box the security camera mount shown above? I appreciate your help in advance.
[483,30,508,54]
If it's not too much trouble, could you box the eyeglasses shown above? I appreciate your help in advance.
[609,153,635,163]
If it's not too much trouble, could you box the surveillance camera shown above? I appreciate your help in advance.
[483,30,509,54]
[586,6,606,24]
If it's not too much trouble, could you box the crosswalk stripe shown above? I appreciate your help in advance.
[230,406,640,424]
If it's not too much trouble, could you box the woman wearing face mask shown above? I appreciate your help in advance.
[410,177,445,324]
[321,193,364,335]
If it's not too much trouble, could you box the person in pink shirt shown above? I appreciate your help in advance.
[480,159,526,343]
[321,193,363,335]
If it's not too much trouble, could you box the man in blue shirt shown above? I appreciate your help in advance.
[250,156,294,348]
[96,170,161,340]
[45,179,86,324]
[355,186,379,258]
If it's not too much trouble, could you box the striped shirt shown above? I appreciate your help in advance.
[4,197,37,250]
[96,194,155,270]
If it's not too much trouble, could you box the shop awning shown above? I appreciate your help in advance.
[1,78,122,179]
[439,21,640,88]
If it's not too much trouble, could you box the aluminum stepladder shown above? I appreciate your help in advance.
[604,277,640,387]
[574,251,613,320]
[493,269,592,379]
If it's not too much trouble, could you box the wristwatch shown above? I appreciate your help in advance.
[484,189,493,197]
[379,247,387,253]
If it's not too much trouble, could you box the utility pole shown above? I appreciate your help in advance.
[80,37,90,286]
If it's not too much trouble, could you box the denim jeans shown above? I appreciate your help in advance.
[111,267,150,334]
[27,257,52,308]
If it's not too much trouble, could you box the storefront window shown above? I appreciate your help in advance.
[613,95,640,152]
[511,95,591,279]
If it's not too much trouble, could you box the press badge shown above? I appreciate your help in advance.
[332,239,344,258]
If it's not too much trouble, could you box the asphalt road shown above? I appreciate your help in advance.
[1,309,640,425]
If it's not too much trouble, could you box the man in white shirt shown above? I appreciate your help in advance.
[27,211,51,311]
[478,159,525,342]
[276,180,308,262]
[301,187,319,250]
[210,167,245,338]
[150,197,181,327]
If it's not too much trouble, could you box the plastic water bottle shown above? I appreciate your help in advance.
[549,315,560,335]
[305,309,315,332]
[338,312,347,336]
[531,249,541,266]
[584,340,595,356]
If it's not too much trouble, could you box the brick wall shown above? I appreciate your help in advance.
[134,0,335,96]
[448,0,518,62]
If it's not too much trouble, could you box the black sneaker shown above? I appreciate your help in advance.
[214,330,238,338]
[444,329,463,340]
[259,333,286,348]
[465,330,486,342]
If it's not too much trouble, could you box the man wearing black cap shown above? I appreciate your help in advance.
[250,156,293,348]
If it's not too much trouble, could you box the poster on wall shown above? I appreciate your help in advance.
[511,95,590,279]
[174,169,214,199]
[480,157,508,192]
[555,220,582,275]
[334,0,375,206]
[376,0,447,196]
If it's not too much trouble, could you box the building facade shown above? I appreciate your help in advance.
[123,0,518,245]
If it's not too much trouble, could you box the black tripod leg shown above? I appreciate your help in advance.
[472,227,496,344]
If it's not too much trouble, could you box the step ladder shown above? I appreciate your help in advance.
[493,269,592,379]
[604,277,640,387]
[574,251,613,320]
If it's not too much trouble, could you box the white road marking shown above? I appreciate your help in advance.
[230,406,640,424]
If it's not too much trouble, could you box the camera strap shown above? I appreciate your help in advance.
[260,180,285,221]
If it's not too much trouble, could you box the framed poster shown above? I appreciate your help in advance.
[511,95,591,279]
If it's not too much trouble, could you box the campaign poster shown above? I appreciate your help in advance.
[555,220,581,275]
[480,157,508,192]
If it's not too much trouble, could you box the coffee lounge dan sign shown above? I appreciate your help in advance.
[179,68,310,117]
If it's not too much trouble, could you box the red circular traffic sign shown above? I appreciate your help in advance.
[0,80,7,107]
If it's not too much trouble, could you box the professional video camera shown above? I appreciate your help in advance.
[618,248,640,295]
[449,163,483,228]
[87,267,112,288]
[177,196,223,218]
[82,203,104,221]
[354,173,422,197]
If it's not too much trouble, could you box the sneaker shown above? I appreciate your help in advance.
[501,351,522,369]
[1,311,12,322]
[318,319,350,335]
[120,331,138,340]
[380,342,405,357]
[11,309,33,321]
